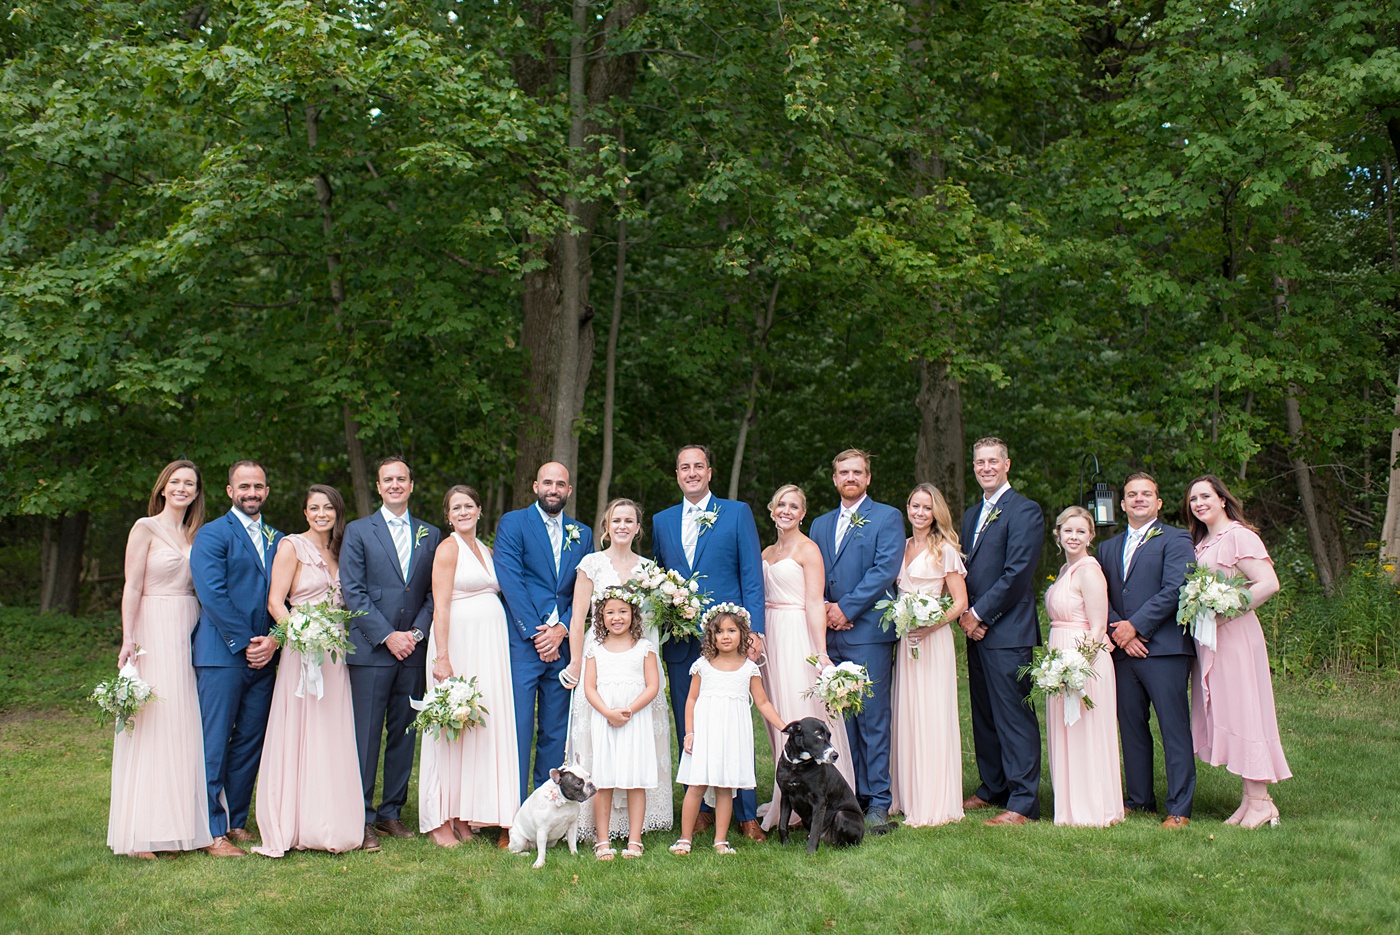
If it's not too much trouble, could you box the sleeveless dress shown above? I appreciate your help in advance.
[758,558,855,831]
[1043,556,1124,827]
[252,534,363,856]
[889,543,966,827]
[418,533,521,830]
[585,638,660,790]
[107,518,213,855]
[675,657,762,790]
[1191,523,1291,782]
[569,551,672,840]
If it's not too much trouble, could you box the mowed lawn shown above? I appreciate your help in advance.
[1,612,1397,935]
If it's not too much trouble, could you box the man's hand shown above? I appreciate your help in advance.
[748,633,766,662]
[1122,636,1149,658]
[1110,620,1140,649]
[535,623,566,662]
[958,611,987,641]
[383,630,416,661]
[825,602,852,631]
[246,634,277,669]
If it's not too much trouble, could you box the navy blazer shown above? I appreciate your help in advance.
[1098,519,1195,657]
[652,496,766,652]
[341,510,440,666]
[810,497,903,645]
[494,505,593,642]
[190,510,282,667]
[959,488,1044,650]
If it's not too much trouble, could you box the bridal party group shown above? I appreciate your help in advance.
[106,438,1292,862]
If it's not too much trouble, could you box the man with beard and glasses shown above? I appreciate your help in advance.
[495,462,594,803]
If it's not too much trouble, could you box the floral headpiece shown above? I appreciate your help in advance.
[596,585,640,606]
[701,602,751,628]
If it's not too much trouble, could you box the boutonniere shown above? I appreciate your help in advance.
[1142,526,1163,543]
[695,507,719,536]
[981,507,1002,530]
[261,525,279,549]
[562,523,582,551]
[848,512,868,529]
[414,525,430,548]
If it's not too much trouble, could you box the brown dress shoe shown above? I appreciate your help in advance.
[497,828,512,850]
[362,824,382,852]
[738,820,767,843]
[225,827,254,844]
[132,851,157,860]
[962,795,995,810]
[1161,815,1190,829]
[374,819,415,839]
[202,836,246,857]
[694,812,715,833]
[983,810,1030,826]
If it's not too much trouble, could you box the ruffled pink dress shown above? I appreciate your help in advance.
[889,543,965,827]
[1190,523,1291,782]
[252,534,363,856]
[1044,556,1123,827]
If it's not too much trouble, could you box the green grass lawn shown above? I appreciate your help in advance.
[1,609,1398,934]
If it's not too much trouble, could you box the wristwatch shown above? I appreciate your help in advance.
[410,628,425,644]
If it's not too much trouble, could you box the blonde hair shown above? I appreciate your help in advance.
[907,483,962,562]
[598,498,644,548]
[830,448,872,473]
[767,484,807,515]
[1053,505,1096,547]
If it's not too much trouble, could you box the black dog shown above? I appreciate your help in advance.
[776,717,886,853]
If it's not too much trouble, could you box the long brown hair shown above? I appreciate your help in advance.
[305,485,347,559]
[907,483,962,562]
[148,460,205,542]
[1183,474,1257,545]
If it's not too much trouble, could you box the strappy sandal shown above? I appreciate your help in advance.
[668,838,692,855]
[593,841,616,861]
[621,840,644,859]
[713,840,736,855]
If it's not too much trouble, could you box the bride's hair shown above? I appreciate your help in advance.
[907,483,961,562]
[598,498,644,548]
[592,592,644,643]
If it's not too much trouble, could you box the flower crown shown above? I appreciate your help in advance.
[596,585,640,606]
[701,602,751,628]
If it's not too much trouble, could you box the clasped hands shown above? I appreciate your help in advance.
[1109,620,1149,658]
[533,622,567,663]
[245,634,278,668]
[957,611,987,641]
[604,705,633,729]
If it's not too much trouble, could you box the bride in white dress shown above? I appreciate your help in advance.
[561,498,673,840]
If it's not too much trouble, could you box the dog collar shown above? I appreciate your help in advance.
[543,784,568,808]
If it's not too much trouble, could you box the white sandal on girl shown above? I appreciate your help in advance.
[594,841,616,861]
[622,840,644,859]
[713,840,736,855]
[668,838,692,855]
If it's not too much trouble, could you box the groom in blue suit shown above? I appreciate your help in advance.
[190,460,281,856]
[652,444,767,840]
[494,461,593,801]
[810,448,903,827]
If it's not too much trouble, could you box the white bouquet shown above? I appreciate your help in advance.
[410,675,489,741]
[874,591,955,658]
[91,651,157,734]
[270,597,361,699]
[627,563,708,644]
[803,656,875,719]
[1177,564,1253,652]
[1017,637,1108,727]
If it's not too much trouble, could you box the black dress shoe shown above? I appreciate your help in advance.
[362,824,382,852]
[864,807,890,826]
[374,819,415,838]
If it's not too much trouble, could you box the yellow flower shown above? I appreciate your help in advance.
[1047,574,1057,582]
[1384,564,1396,573]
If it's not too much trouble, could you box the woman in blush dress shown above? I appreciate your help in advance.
[1185,475,1289,829]
[758,484,854,832]
[561,498,672,841]
[1043,505,1123,827]
[108,460,213,859]
[252,485,364,857]
[421,486,520,848]
[889,483,968,828]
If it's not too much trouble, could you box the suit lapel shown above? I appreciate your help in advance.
[690,498,717,570]
[966,491,1008,564]
[229,511,268,577]
[370,514,407,584]
[528,507,560,584]
[1122,520,1157,583]
[667,510,693,577]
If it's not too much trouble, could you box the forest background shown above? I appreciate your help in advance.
[2,0,1398,674]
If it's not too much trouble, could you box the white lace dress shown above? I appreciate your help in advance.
[569,551,673,840]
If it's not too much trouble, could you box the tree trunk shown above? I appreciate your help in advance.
[39,511,88,615]
[1381,364,1400,583]
[594,133,627,532]
[1285,390,1344,594]
[915,357,966,510]
[342,404,373,517]
[728,280,779,501]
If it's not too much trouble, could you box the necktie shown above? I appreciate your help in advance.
[973,499,994,547]
[682,505,700,567]
[1123,528,1144,573]
[547,515,562,572]
[249,520,265,567]
[390,516,411,578]
[835,508,853,551]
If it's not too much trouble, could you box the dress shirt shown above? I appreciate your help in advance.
[380,505,413,579]
[834,494,869,551]
[682,493,713,568]
[233,508,265,567]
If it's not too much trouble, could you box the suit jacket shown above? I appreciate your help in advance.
[1098,519,1195,657]
[810,497,903,645]
[190,510,282,667]
[494,505,593,643]
[959,488,1044,650]
[341,510,440,667]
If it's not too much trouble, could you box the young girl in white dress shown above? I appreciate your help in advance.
[671,604,786,856]
[583,588,661,860]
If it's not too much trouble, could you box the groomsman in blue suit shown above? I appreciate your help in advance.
[958,437,1045,825]
[810,448,903,828]
[1098,472,1197,828]
[190,460,281,857]
[495,462,593,803]
[342,457,440,850]
[652,444,767,841]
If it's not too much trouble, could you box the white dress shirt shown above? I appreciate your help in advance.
[969,482,1012,622]
[834,494,869,551]
[233,508,265,566]
[682,493,713,568]
[1122,520,1154,574]
[535,502,565,628]
[380,505,413,579]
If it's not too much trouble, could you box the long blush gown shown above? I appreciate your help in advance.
[418,534,521,831]
[759,558,855,831]
[889,543,965,827]
[1191,523,1291,782]
[252,534,363,856]
[1044,556,1124,827]
[107,518,213,855]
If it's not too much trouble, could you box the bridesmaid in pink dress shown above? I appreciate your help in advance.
[252,485,364,857]
[421,486,520,847]
[108,461,213,858]
[1185,475,1289,829]
[1043,506,1123,827]
[890,483,968,827]
[758,485,855,831]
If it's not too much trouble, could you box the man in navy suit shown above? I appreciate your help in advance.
[494,462,593,803]
[190,460,281,857]
[958,437,1045,825]
[1099,472,1196,828]
[652,444,767,840]
[342,457,440,849]
[809,448,903,827]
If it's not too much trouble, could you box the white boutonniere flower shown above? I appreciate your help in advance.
[695,507,719,536]
[414,525,431,548]
[849,511,868,529]
[1142,526,1163,543]
[562,523,582,551]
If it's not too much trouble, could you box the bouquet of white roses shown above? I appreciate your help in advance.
[270,597,361,699]
[874,591,955,659]
[627,563,708,644]
[410,675,489,741]
[1017,637,1108,727]
[91,651,157,734]
[803,656,875,719]
[1176,564,1253,652]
